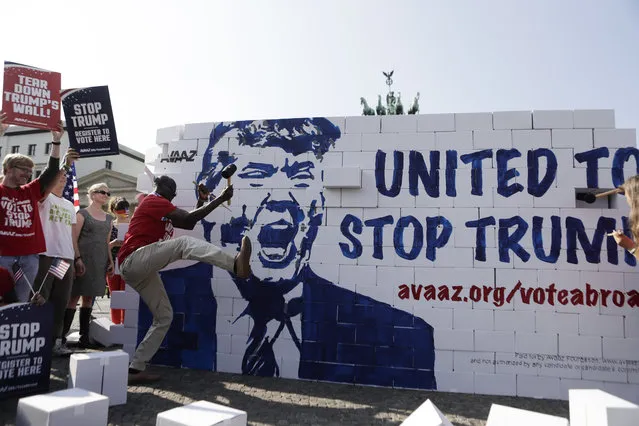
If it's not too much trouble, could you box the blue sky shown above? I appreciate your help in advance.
[3,0,638,153]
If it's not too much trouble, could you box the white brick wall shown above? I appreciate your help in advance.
[146,109,639,404]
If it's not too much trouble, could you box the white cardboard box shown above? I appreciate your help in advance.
[156,400,247,426]
[486,404,568,426]
[400,399,453,425]
[68,350,129,406]
[569,389,639,426]
[16,388,108,426]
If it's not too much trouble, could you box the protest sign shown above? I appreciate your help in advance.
[61,86,119,158]
[0,303,53,400]
[1,61,61,130]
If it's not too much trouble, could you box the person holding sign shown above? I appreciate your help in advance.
[117,175,252,384]
[0,111,79,302]
[34,170,79,356]
[609,175,639,259]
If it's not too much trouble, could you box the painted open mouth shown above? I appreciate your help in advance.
[255,199,303,267]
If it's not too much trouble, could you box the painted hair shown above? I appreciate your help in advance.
[622,175,639,242]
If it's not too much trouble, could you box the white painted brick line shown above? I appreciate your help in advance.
[455,112,493,131]
[417,113,455,132]
[573,109,615,129]
[533,110,574,129]
[493,111,532,130]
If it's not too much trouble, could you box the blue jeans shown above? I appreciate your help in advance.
[0,255,40,302]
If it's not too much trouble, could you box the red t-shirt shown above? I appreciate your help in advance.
[0,180,46,256]
[117,194,177,264]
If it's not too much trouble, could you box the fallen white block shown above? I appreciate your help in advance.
[486,404,568,426]
[68,350,129,406]
[156,400,247,426]
[16,388,108,426]
[89,317,115,347]
[401,399,452,425]
[569,389,639,426]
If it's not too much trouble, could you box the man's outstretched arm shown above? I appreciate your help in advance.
[166,185,233,230]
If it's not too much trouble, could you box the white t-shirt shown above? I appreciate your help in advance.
[38,193,76,259]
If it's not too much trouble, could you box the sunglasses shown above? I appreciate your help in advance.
[94,190,111,196]
[13,165,33,174]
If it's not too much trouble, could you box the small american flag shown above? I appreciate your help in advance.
[48,258,71,280]
[63,163,80,212]
[11,262,25,283]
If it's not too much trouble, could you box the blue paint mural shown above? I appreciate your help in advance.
[141,119,437,389]
[139,116,639,391]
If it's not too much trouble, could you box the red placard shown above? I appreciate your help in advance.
[2,61,61,130]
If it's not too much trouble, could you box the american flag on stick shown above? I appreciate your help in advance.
[63,163,80,212]
[12,262,25,283]
[48,258,71,280]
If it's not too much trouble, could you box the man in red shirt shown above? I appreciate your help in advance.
[0,111,79,302]
[118,175,252,383]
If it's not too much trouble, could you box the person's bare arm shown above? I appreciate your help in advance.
[106,218,114,276]
[73,213,86,276]
[166,185,233,230]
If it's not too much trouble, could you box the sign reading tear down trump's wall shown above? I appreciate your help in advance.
[137,110,639,403]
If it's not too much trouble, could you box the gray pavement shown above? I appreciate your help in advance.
[0,297,569,425]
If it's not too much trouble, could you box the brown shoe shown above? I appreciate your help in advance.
[128,370,161,385]
[234,236,252,279]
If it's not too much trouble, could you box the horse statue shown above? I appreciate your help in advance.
[360,97,375,116]
[408,92,420,115]
[396,92,404,115]
[376,95,387,115]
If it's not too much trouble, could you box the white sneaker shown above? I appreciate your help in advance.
[53,338,73,356]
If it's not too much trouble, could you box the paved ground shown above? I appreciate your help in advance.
[0,297,570,425]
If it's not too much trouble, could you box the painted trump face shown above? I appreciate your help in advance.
[197,118,340,282]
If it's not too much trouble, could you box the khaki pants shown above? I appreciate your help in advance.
[120,236,235,371]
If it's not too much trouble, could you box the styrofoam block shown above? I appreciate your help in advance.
[486,403,568,425]
[455,112,493,131]
[122,344,136,358]
[333,133,363,152]
[493,111,532,130]
[400,399,453,426]
[359,133,395,152]
[625,315,639,338]
[475,373,517,397]
[344,115,380,134]
[517,375,562,399]
[453,309,493,330]
[381,115,417,133]
[434,371,474,393]
[494,311,535,332]
[342,151,376,168]
[569,389,639,426]
[318,151,343,168]
[434,131,473,149]
[573,109,615,129]
[182,122,215,140]
[411,306,454,329]
[433,329,474,351]
[418,113,455,132]
[68,350,129,406]
[123,309,138,328]
[532,186,577,208]
[594,129,637,148]
[602,382,639,405]
[216,353,243,374]
[512,129,552,150]
[533,110,574,129]
[110,324,137,345]
[110,290,140,310]
[323,167,361,188]
[156,125,185,144]
[559,334,602,358]
[536,312,579,334]
[551,129,593,149]
[90,318,115,347]
[453,351,495,373]
[515,332,558,355]
[136,173,153,193]
[473,130,512,149]
[16,388,109,426]
[156,400,247,426]
[578,314,624,337]
[602,337,639,360]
